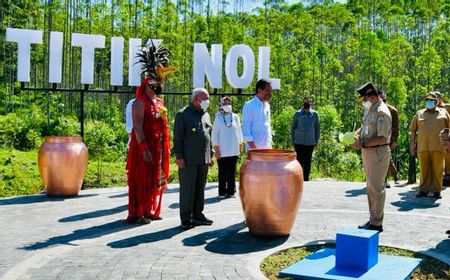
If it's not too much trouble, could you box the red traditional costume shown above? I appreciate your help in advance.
[125,41,176,224]
[126,77,170,223]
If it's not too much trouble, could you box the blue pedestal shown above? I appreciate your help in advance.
[336,228,378,271]
[279,248,422,280]
[279,228,422,280]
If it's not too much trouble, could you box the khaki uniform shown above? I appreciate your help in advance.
[444,104,450,174]
[357,99,392,226]
[410,108,450,193]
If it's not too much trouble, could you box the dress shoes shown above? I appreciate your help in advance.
[358,222,383,232]
[191,217,213,226]
[416,191,428,197]
[181,221,194,230]
[433,192,442,199]
[358,221,383,232]
[358,221,370,229]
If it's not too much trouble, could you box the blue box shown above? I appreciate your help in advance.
[279,248,422,280]
[335,228,379,271]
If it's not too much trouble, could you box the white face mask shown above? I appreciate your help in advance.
[362,100,372,109]
[222,105,232,113]
[200,99,210,110]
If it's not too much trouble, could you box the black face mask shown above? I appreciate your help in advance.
[303,102,311,109]
[154,86,162,95]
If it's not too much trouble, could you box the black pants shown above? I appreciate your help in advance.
[217,156,238,196]
[294,144,315,181]
[179,164,209,223]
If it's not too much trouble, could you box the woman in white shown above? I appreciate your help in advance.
[212,97,243,198]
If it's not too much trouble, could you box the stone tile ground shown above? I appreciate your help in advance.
[0,180,449,279]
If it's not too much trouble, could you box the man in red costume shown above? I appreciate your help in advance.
[126,43,175,224]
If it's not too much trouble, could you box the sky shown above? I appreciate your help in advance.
[225,0,348,14]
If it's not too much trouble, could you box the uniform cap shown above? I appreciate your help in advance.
[425,92,437,100]
[356,82,378,102]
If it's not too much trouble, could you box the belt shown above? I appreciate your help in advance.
[364,143,389,149]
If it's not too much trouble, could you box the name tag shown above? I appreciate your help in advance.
[364,125,369,135]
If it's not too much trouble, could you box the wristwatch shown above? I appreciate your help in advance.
[360,139,367,148]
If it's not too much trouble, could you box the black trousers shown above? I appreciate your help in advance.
[179,164,209,223]
[217,156,238,196]
[294,144,315,181]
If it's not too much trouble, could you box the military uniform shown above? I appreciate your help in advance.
[173,104,214,225]
[357,99,392,227]
[410,107,450,194]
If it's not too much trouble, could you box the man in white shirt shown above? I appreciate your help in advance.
[125,98,135,147]
[242,79,273,150]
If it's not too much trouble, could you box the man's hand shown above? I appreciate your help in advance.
[390,140,397,149]
[214,146,221,159]
[410,143,416,155]
[176,159,185,169]
[248,142,257,150]
[352,138,362,149]
[143,150,152,162]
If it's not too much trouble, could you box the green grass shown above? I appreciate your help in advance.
[260,244,450,280]
[0,148,222,197]
[0,148,43,197]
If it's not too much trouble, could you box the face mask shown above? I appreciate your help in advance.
[425,100,436,109]
[222,105,232,113]
[303,102,311,109]
[362,100,372,109]
[154,85,162,95]
[200,99,210,110]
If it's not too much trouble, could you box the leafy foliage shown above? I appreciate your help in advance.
[2,0,450,194]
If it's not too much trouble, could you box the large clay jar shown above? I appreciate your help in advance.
[38,136,88,196]
[239,149,303,237]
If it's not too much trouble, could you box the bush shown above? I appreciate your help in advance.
[311,105,364,181]
[50,115,81,136]
[272,106,297,149]
[0,105,46,150]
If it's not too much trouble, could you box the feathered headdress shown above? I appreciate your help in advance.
[136,41,177,84]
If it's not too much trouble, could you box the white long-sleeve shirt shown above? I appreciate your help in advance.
[241,96,272,149]
[125,98,135,133]
[211,112,243,157]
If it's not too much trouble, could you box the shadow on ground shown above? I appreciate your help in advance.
[182,222,289,255]
[109,185,218,199]
[345,187,366,197]
[107,226,184,248]
[168,196,223,209]
[391,187,441,211]
[421,238,450,265]
[20,220,133,250]
[59,205,127,222]
[0,193,98,205]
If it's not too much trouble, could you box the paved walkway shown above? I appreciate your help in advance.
[0,180,449,280]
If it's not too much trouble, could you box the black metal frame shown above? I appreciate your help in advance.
[20,83,251,137]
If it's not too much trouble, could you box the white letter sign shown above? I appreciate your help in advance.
[225,44,255,89]
[6,28,43,82]
[258,47,280,89]
[49,32,63,83]
[71,33,105,84]
[193,43,222,88]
